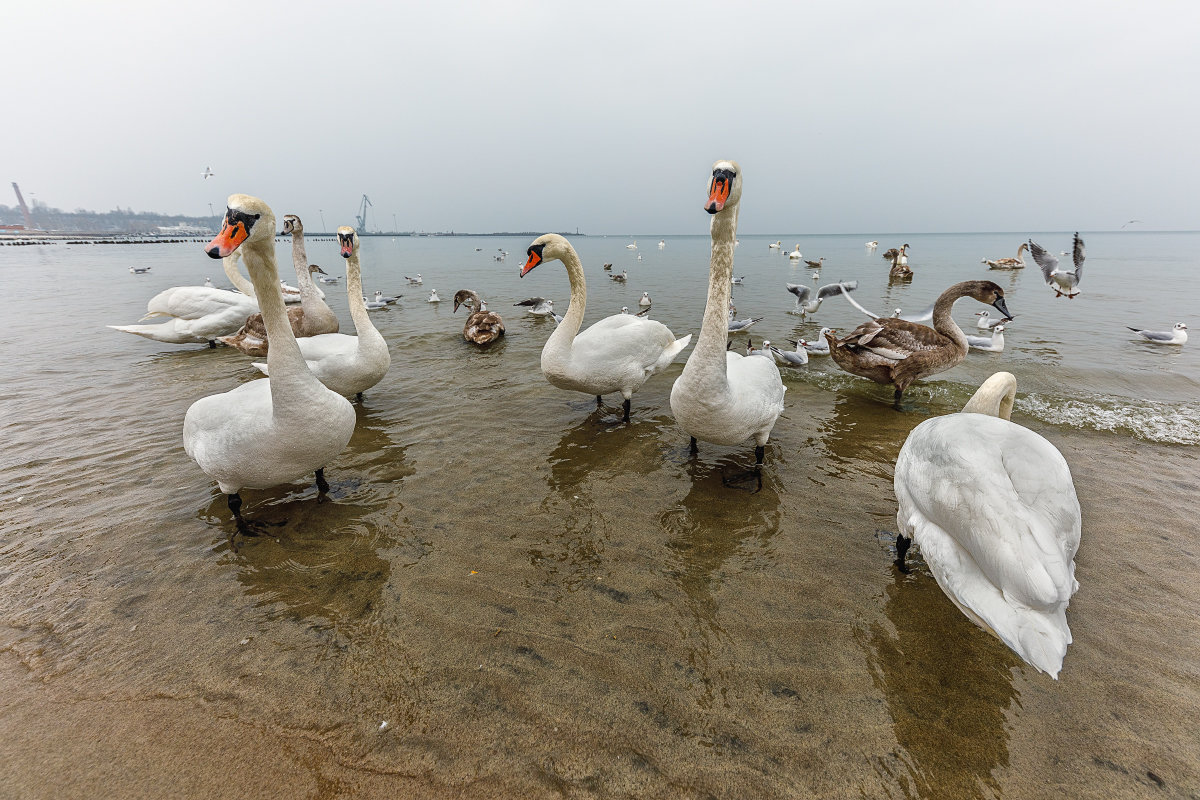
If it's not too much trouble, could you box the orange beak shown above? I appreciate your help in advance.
[340,242,353,258]
[206,218,251,258]
[705,177,731,214]
[520,250,542,277]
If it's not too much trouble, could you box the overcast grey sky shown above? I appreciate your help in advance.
[5,1,1197,233]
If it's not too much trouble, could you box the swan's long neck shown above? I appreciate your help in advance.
[242,236,321,405]
[682,205,738,389]
[1016,242,1028,260]
[291,229,320,304]
[543,245,588,361]
[962,372,1016,419]
[931,288,969,350]
[345,249,382,351]
[222,252,255,297]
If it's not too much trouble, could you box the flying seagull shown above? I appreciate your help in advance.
[201,166,214,179]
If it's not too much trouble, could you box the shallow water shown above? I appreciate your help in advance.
[2,231,1198,798]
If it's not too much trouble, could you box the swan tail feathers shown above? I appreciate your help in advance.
[139,311,176,321]
[653,333,693,372]
[251,362,270,376]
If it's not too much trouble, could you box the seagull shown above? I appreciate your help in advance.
[966,324,1007,352]
[203,277,214,288]
[405,274,424,285]
[658,240,666,249]
[610,270,628,283]
[637,253,643,261]
[638,291,652,307]
[375,291,401,304]
[201,166,214,179]
[427,289,442,303]
[837,286,937,324]
[785,280,859,319]
[727,312,764,333]
[1120,220,1142,230]
[769,340,810,366]
[514,297,554,316]
[804,257,825,269]
[129,266,152,274]
[603,262,613,271]
[363,296,390,311]
[746,338,771,357]
[1128,322,1188,345]
[1029,233,1085,298]
[318,274,341,284]
[975,310,1009,329]
[791,329,834,356]
[731,275,745,285]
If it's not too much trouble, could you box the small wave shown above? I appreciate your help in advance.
[1018,394,1200,445]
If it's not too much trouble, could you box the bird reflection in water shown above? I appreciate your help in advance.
[860,571,1020,800]
[658,460,782,709]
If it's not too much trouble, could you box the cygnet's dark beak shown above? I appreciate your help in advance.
[992,297,1013,320]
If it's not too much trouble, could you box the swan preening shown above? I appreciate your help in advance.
[520,233,691,422]
[894,372,1081,678]
[252,227,391,401]
[827,280,1013,399]
[109,251,258,346]
[670,161,786,489]
[184,195,355,534]
[455,289,506,345]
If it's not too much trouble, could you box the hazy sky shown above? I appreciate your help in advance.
[5,1,1197,233]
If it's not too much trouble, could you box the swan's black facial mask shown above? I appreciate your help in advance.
[705,168,736,214]
[206,208,260,258]
[521,243,545,277]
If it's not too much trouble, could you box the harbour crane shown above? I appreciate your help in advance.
[11,183,35,231]
[356,194,373,233]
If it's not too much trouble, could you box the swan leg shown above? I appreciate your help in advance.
[622,398,631,422]
[689,436,698,455]
[208,340,217,348]
[894,533,911,573]
[227,493,262,537]
[355,392,363,403]
[315,468,330,496]
[596,395,603,407]
[721,446,765,493]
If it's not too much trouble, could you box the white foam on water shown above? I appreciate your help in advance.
[1018,394,1200,445]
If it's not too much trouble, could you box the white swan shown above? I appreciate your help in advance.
[966,324,1006,352]
[787,244,803,259]
[658,240,666,249]
[184,194,355,534]
[671,161,786,485]
[519,234,692,422]
[253,227,391,401]
[894,372,1081,679]
[626,240,638,250]
[108,251,259,346]
[769,241,782,249]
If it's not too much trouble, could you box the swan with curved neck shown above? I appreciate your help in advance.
[670,161,786,484]
[108,251,258,346]
[826,279,1012,400]
[453,289,505,345]
[252,227,390,401]
[184,195,355,535]
[982,241,1028,270]
[519,234,691,422]
[894,371,1081,678]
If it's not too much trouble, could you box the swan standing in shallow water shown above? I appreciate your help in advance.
[184,195,355,535]
[894,372,1081,679]
[519,234,692,422]
[826,280,1013,400]
[252,227,391,402]
[109,251,258,346]
[671,161,785,489]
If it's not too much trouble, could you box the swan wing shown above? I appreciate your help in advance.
[574,316,688,378]
[895,415,1081,676]
[844,318,948,354]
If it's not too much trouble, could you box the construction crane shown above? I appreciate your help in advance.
[11,182,35,231]
[355,194,373,233]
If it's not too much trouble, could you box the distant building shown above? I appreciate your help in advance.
[156,222,213,235]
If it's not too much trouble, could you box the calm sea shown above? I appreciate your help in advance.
[2,230,1197,797]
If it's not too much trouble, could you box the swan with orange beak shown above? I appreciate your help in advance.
[184,195,356,539]
[518,234,691,422]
